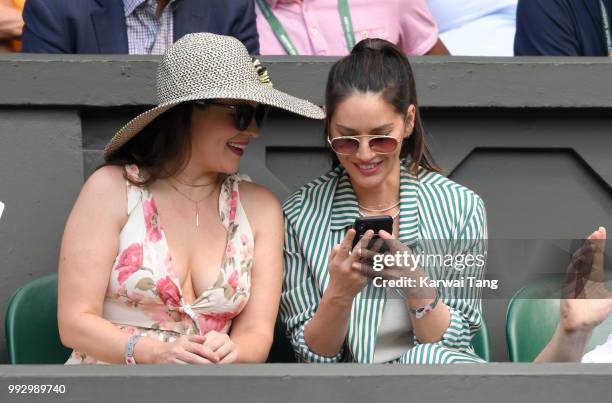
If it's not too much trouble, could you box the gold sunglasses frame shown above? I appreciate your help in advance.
[327,135,401,156]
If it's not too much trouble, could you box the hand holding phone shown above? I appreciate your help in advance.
[352,215,393,249]
[326,228,373,301]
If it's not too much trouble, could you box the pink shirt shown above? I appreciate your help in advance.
[256,0,439,56]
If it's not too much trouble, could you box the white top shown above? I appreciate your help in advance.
[582,334,612,363]
[427,0,517,32]
[0,201,4,221]
[427,0,517,56]
[372,297,414,363]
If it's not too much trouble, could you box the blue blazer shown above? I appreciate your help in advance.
[515,0,611,56]
[21,0,259,54]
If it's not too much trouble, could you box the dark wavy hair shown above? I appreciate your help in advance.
[100,103,194,186]
[324,38,443,176]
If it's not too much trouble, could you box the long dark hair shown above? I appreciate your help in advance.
[100,103,194,186]
[324,38,442,176]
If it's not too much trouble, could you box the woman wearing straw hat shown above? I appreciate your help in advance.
[57,33,324,364]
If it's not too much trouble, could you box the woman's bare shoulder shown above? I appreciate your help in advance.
[239,181,281,208]
[238,181,283,230]
[76,165,128,222]
[82,165,126,195]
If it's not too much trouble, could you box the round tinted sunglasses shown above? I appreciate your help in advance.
[327,135,400,156]
[194,100,269,131]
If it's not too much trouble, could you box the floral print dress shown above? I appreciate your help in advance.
[65,165,254,364]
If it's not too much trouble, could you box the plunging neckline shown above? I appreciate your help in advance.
[146,176,232,306]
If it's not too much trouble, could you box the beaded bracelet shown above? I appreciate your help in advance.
[394,288,440,319]
[411,294,440,319]
[124,334,142,365]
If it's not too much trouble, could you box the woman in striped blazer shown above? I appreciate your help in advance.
[280,38,612,364]
[281,38,487,364]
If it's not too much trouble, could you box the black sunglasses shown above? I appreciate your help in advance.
[194,100,269,131]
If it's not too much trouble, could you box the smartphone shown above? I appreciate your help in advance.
[352,215,393,249]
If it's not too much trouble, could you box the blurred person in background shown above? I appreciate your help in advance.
[256,0,449,56]
[0,0,24,52]
[427,0,517,56]
[515,0,612,56]
[21,0,260,54]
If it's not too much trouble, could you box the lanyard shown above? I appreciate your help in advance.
[601,0,612,55]
[257,0,356,55]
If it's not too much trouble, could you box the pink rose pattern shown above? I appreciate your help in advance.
[227,271,239,289]
[114,243,143,285]
[155,276,181,308]
[65,167,254,364]
[143,198,162,242]
[229,191,238,222]
[226,241,235,259]
[196,312,235,335]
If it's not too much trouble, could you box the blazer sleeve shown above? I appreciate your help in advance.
[514,0,581,56]
[280,194,344,363]
[21,0,70,53]
[416,195,487,352]
[231,0,260,55]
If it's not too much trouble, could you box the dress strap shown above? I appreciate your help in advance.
[219,173,251,228]
[123,164,146,215]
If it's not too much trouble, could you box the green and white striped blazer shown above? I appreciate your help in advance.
[281,163,487,363]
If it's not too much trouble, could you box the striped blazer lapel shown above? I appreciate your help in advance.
[398,165,421,246]
[297,170,339,292]
[329,170,381,363]
[346,165,421,362]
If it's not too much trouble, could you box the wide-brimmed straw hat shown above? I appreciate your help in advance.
[103,33,325,158]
